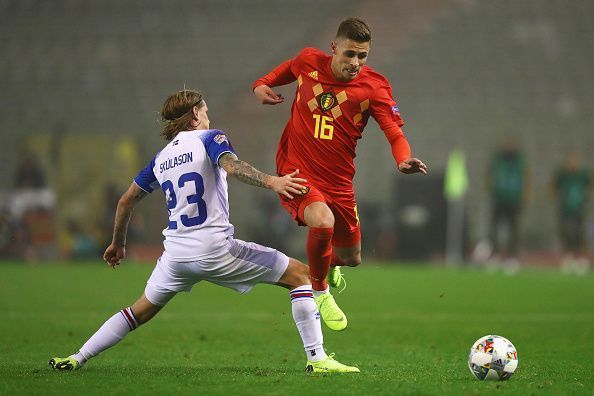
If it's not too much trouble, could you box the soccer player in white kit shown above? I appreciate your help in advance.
[49,89,359,373]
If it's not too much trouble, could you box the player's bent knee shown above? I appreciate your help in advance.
[303,203,335,228]
[343,254,362,267]
[291,259,311,286]
[131,294,164,324]
[296,261,311,284]
[307,215,334,229]
[277,258,311,289]
[315,217,335,229]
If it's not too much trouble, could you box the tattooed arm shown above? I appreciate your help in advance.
[103,182,147,268]
[218,152,307,199]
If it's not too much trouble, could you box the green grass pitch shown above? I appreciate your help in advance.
[0,262,592,395]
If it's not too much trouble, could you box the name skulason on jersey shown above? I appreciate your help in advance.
[159,152,193,174]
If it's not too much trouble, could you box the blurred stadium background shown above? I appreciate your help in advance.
[1,0,593,265]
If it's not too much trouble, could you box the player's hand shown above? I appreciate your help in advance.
[270,169,307,199]
[103,243,126,269]
[254,85,284,105]
[398,158,428,175]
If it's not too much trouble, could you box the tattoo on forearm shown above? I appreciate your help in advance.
[231,159,270,187]
[219,153,271,188]
[111,188,146,246]
[112,206,133,246]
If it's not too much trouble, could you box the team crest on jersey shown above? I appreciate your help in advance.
[319,92,336,112]
[391,105,399,114]
[214,134,227,144]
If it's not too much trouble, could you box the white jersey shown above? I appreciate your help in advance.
[134,129,236,260]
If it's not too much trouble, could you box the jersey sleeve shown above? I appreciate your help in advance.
[252,59,297,89]
[384,127,411,165]
[370,78,405,131]
[369,77,410,165]
[200,130,236,166]
[133,157,159,193]
[252,48,317,90]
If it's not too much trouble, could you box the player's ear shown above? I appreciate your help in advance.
[192,105,200,121]
[331,41,337,54]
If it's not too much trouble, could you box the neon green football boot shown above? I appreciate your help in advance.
[49,356,81,371]
[314,293,347,331]
[306,353,360,373]
[327,266,347,292]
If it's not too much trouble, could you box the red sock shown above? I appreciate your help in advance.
[307,227,333,291]
[331,251,345,267]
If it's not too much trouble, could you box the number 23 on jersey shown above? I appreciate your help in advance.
[161,171,207,229]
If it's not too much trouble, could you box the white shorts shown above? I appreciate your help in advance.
[144,238,289,306]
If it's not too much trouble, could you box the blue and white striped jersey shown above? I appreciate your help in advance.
[134,129,236,260]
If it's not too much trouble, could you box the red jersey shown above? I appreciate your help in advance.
[254,47,408,194]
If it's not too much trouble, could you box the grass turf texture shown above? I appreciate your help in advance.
[0,262,592,395]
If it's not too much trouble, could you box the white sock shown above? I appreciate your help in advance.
[72,307,139,364]
[290,286,327,362]
[312,286,329,298]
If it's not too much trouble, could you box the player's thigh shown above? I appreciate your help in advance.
[205,239,290,293]
[278,183,328,227]
[143,255,193,314]
[276,258,310,290]
[302,201,335,228]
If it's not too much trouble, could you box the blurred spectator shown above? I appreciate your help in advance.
[552,151,591,274]
[0,207,17,258]
[10,149,57,260]
[11,151,56,219]
[14,153,46,188]
[486,137,529,272]
[65,219,99,260]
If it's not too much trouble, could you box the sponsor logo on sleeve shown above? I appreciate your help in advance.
[391,105,399,114]
[214,134,227,144]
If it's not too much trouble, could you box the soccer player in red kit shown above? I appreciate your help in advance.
[253,18,427,331]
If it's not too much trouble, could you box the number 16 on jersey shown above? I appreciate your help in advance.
[313,114,334,140]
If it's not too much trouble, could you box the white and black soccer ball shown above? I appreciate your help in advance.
[468,335,518,380]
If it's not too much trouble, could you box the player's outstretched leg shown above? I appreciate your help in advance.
[49,294,167,371]
[48,356,81,371]
[306,353,360,374]
[278,258,358,373]
[49,306,142,370]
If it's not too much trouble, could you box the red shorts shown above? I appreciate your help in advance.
[278,183,361,248]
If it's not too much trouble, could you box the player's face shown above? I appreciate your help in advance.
[331,38,370,82]
[195,102,210,129]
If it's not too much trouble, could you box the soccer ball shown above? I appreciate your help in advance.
[468,335,518,380]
